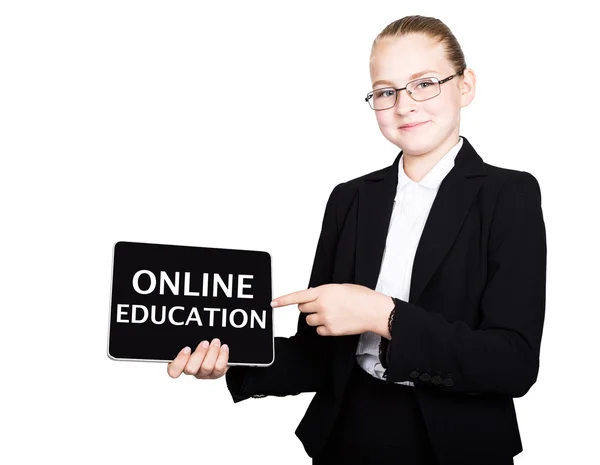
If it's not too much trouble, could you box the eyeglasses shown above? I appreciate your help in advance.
[365,70,464,110]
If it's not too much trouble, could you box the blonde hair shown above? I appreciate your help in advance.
[370,15,467,75]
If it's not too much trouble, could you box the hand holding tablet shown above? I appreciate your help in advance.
[167,338,230,380]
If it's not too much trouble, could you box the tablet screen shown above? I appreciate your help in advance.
[108,241,274,366]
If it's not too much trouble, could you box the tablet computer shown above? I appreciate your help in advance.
[107,241,274,367]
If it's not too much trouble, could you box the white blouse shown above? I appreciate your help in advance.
[355,136,464,385]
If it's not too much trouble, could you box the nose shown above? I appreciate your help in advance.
[394,89,417,115]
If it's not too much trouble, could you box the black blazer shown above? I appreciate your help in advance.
[226,135,547,465]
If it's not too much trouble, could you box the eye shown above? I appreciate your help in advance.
[375,89,395,98]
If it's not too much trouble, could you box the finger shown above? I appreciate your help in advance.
[316,325,331,336]
[167,346,192,378]
[298,302,319,314]
[196,338,222,378]
[305,313,322,327]
[271,287,318,308]
[183,340,210,376]
[198,343,230,379]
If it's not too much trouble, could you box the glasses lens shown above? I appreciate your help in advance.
[370,88,396,110]
[408,78,440,101]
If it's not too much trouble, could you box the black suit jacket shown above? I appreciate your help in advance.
[226,135,547,465]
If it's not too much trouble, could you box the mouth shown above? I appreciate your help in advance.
[399,121,429,130]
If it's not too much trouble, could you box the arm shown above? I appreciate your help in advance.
[226,184,341,402]
[382,172,547,398]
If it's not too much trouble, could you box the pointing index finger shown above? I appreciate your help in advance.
[270,287,318,308]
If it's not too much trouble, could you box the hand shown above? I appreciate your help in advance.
[167,338,230,380]
[270,283,386,337]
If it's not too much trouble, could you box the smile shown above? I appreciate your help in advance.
[399,121,429,130]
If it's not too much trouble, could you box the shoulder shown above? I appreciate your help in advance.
[330,164,392,199]
[331,161,542,200]
[479,163,545,247]
[320,164,391,231]
[322,156,543,223]
[484,162,540,185]
[482,162,543,203]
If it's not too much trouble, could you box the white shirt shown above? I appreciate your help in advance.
[355,137,464,385]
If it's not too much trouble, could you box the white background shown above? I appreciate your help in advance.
[1,1,597,464]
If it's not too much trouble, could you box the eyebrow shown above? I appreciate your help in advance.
[372,69,439,88]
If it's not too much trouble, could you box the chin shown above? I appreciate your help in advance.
[392,136,434,155]
[382,127,432,152]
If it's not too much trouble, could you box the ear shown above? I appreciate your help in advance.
[459,67,476,108]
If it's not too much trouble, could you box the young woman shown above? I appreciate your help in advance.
[167,15,546,465]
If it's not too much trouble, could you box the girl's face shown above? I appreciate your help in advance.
[369,33,475,158]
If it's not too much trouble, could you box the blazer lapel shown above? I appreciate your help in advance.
[354,136,488,305]
[354,154,399,291]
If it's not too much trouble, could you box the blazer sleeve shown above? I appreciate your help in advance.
[225,184,341,403]
[383,171,547,398]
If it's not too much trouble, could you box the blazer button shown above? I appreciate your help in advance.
[431,376,443,385]
[409,370,420,379]
[419,373,431,382]
[443,378,454,387]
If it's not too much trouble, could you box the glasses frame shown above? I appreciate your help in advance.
[365,69,465,110]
